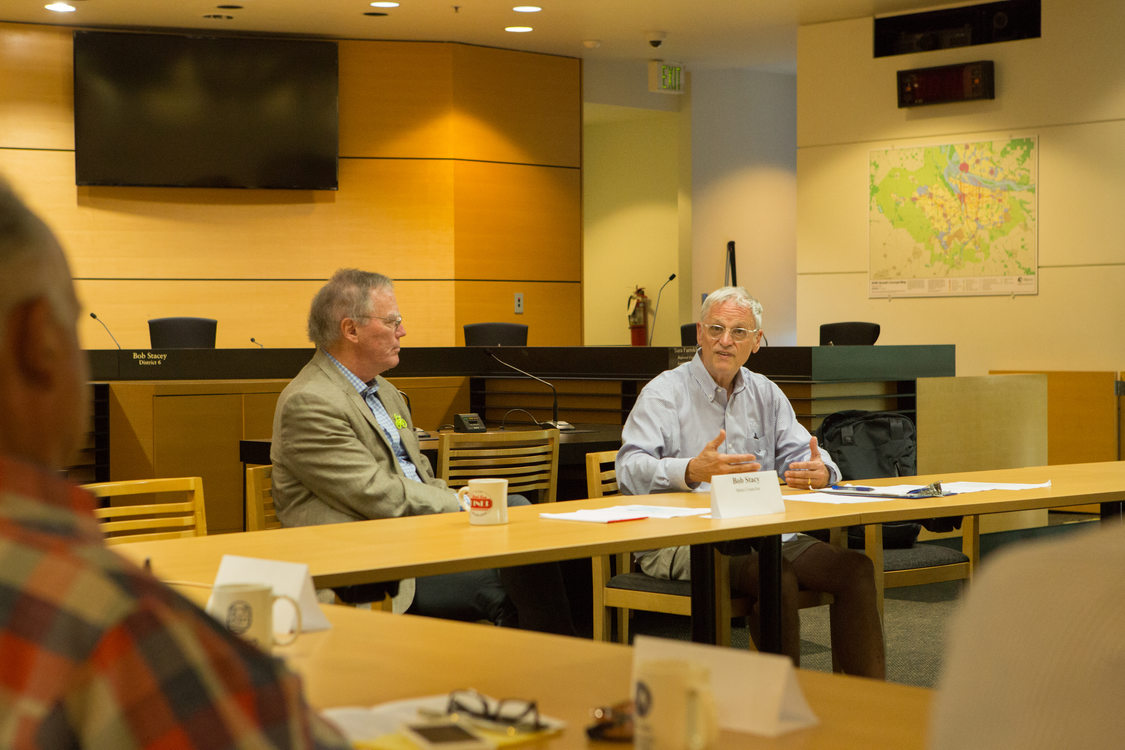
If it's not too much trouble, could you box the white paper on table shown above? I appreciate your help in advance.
[798,479,1051,504]
[539,505,709,523]
[632,636,818,738]
[322,694,565,743]
[209,555,331,632]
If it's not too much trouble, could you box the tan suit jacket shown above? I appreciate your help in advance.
[270,349,459,611]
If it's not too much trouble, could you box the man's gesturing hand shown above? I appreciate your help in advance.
[783,437,829,490]
[685,429,760,485]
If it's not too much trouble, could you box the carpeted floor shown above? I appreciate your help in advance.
[626,515,1099,688]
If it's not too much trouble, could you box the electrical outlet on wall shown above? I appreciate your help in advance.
[514,292,524,314]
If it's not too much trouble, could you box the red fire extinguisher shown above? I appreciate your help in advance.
[627,286,648,346]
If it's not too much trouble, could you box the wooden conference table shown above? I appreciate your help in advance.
[122,461,1125,652]
[260,601,933,749]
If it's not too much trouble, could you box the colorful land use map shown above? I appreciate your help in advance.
[869,137,1037,298]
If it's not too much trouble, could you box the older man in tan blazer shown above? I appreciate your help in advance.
[271,269,574,634]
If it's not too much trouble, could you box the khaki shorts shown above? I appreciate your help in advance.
[636,534,821,583]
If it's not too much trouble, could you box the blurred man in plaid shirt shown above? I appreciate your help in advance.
[0,178,348,749]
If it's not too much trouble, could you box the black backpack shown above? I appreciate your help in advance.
[815,410,960,548]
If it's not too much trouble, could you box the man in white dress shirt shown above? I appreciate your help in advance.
[617,286,884,677]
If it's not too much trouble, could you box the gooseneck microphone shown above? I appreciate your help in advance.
[89,312,121,349]
[488,350,572,431]
[250,337,264,348]
[647,272,677,346]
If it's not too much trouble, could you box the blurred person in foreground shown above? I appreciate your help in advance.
[0,178,348,748]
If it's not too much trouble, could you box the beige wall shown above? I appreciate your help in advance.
[583,105,686,346]
[796,0,1125,374]
[0,24,582,350]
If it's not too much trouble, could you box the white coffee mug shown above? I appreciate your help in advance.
[455,478,509,525]
[634,659,718,750]
[206,582,302,649]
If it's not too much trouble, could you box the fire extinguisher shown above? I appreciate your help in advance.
[627,286,648,346]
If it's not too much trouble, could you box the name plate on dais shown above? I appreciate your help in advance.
[710,470,785,519]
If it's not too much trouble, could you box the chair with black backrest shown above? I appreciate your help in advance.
[819,322,880,346]
[680,323,696,346]
[586,450,836,647]
[85,476,208,544]
[815,410,978,622]
[148,316,218,349]
[244,464,395,610]
[464,322,528,347]
[437,428,560,503]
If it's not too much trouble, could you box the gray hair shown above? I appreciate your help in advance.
[0,179,72,325]
[700,286,763,330]
[307,268,394,348]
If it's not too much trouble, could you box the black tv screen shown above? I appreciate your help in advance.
[73,31,338,190]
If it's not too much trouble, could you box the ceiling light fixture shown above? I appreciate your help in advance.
[370,1,399,7]
[513,5,542,11]
[505,26,533,33]
[45,2,77,12]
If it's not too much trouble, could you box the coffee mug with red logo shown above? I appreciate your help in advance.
[455,478,509,525]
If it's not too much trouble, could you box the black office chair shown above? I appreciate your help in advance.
[819,322,880,346]
[680,323,696,346]
[464,322,528,347]
[148,317,218,349]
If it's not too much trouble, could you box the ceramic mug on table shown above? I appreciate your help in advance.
[455,478,509,525]
[206,582,302,649]
[634,659,718,750]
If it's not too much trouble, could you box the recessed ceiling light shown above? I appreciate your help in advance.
[370,1,399,7]
[45,2,77,12]
[513,5,542,11]
[364,11,389,16]
[216,4,243,9]
[505,26,533,33]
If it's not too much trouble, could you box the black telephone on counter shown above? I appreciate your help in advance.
[453,413,487,433]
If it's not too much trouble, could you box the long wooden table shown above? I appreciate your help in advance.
[121,461,1125,652]
[264,602,933,749]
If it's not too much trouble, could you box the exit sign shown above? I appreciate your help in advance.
[648,61,685,94]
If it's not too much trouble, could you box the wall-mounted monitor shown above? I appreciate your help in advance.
[73,30,339,190]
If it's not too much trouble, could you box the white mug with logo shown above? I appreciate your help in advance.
[634,659,718,750]
[455,478,509,525]
[206,582,302,649]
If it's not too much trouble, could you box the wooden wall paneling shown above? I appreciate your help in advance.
[916,374,1048,534]
[1120,369,1125,461]
[989,370,1117,465]
[338,41,453,158]
[0,23,73,150]
[385,376,470,431]
[451,45,581,167]
[453,161,582,281]
[991,370,1118,513]
[76,277,460,351]
[453,280,582,346]
[108,382,157,479]
[243,391,284,441]
[152,393,244,534]
[0,151,456,281]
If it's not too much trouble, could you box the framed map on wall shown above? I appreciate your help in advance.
[868,137,1037,298]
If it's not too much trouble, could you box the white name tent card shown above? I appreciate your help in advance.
[209,555,330,632]
[710,470,786,519]
[633,636,818,738]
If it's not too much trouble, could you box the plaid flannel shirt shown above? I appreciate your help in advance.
[0,456,349,749]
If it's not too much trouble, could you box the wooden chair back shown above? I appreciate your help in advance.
[86,476,207,545]
[437,428,560,503]
[245,464,280,531]
[585,449,619,498]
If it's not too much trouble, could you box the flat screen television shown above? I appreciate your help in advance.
[73,30,338,190]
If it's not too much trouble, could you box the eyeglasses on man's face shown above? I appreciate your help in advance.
[702,323,759,342]
[364,313,403,330]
